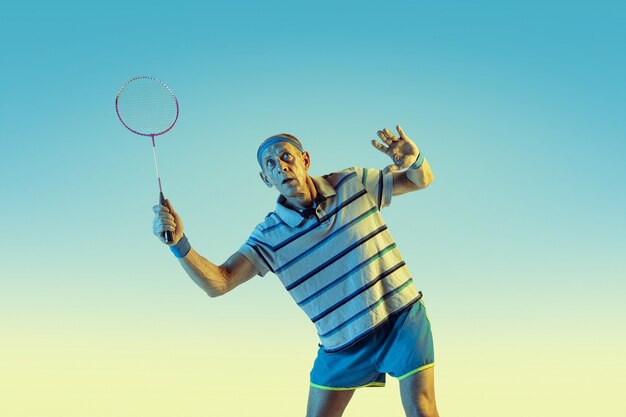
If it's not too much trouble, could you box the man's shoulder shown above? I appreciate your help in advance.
[255,211,283,232]
[322,167,360,187]
[322,166,383,191]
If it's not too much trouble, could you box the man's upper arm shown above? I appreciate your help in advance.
[356,167,394,209]
[222,251,260,292]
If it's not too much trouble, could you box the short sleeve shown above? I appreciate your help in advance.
[355,167,393,209]
[237,225,274,277]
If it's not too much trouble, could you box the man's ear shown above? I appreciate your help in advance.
[259,171,273,188]
[302,151,311,170]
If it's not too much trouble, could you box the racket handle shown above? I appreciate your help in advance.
[159,192,173,244]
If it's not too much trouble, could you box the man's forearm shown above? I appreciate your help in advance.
[406,159,434,189]
[178,248,228,297]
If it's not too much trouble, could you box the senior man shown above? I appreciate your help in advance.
[153,126,439,417]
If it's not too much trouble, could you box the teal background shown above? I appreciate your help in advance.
[1,1,624,416]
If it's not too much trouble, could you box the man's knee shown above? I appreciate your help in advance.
[411,395,439,417]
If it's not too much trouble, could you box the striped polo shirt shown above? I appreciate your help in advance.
[238,167,422,352]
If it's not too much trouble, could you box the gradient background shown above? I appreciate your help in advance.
[1,1,624,416]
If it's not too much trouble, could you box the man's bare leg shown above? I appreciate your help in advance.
[305,386,355,417]
[398,367,440,417]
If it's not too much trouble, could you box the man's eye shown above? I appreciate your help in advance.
[267,160,275,168]
[282,153,293,160]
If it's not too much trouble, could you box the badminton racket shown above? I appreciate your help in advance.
[115,75,179,243]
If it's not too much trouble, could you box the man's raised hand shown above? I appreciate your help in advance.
[371,125,420,174]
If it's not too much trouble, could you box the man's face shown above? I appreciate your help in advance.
[259,142,311,197]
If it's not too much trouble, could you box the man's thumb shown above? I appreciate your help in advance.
[383,164,399,174]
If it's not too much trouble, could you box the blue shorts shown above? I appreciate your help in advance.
[310,299,435,390]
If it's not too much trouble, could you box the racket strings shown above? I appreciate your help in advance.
[116,77,178,136]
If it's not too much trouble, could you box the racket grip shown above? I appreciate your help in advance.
[159,192,173,244]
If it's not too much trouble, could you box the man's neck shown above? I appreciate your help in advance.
[283,176,318,210]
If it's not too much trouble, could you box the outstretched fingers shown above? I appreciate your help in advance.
[371,139,389,154]
[396,125,407,140]
[379,129,398,144]
[373,126,415,173]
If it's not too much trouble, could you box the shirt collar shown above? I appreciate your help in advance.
[274,175,336,227]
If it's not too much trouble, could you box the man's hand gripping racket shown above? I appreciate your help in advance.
[152,199,184,246]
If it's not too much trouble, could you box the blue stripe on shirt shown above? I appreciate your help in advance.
[322,292,422,353]
[256,172,360,248]
[297,242,398,306]
[285,225,388,291]
[319,277,415,337]
[311,261,406,322]
[248,236,270,248]
[262,219,285,233]
[274,205,378,274]
[272,189,368,252]
[244,242,275,273]
[334,170,357,190]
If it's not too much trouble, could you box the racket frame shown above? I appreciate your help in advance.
[114,75,180,137]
